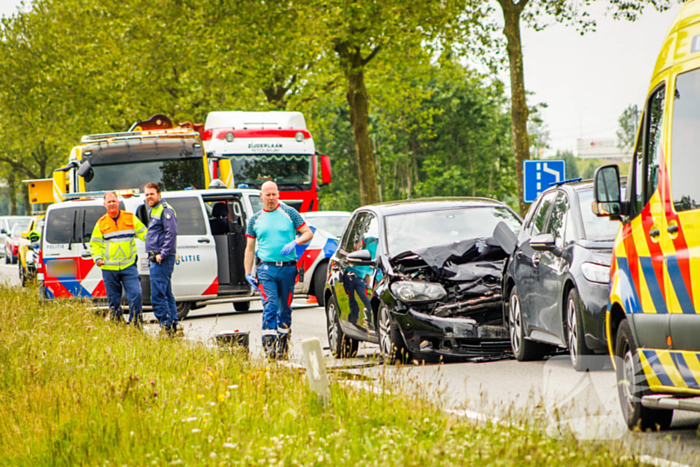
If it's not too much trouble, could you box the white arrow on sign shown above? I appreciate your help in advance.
[543,163,561,183]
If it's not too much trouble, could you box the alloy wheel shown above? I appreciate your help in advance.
[378,306,392,357]
[622,347,636,416]
[509,293,521,354]
[327,301,339,352]
[567,297,579,366]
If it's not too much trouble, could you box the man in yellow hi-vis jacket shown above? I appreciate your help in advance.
[90,191,148,325]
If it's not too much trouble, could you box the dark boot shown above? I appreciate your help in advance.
[262,335,277,359]
[276,334,290,360]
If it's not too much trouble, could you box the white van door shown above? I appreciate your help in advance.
[162,195,218,298]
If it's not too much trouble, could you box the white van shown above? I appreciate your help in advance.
[40,188,262,318]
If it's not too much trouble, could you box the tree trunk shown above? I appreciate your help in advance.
[335,43,379,206]
[8,172,17,216]
[498,0,530,216]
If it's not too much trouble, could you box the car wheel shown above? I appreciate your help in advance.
[19,262,28,287]
[508,285,547,361]
[378,303,409,364]
[326,296,358,358]
[566,288,604,371]
[4,251,9,264]
[233,301,250,312]
[313,262,328,308]
[615,320,673,431]
[176,301,192,320]
[11,254,17,265]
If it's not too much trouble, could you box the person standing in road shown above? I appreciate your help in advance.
[244,181,313,359]
[144,183,179,335]
[90,191,148,326]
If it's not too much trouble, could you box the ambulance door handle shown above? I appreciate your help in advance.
[667,225,678,234]
[198,238,211,243]
[649,228,660,238]
[81,251,92,258]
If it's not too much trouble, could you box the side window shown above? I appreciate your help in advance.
[563,209,576,245]
[339,215,362,252]
[544,192,569,248]
[164,197,206,236]
[528,191,557,236]
[360,214,379,260]
[46,207,107,244]
[671,69,700,212]
[646,85,665,202]
[631,134,645,215]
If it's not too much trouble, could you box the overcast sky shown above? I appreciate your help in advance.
[1,0,683,157]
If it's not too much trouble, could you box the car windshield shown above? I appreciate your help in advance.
[385,206,522,257]
[227,154,312,190]
[306,215,351,238]
[11,222,29,237]
[577,189,623,241]
[84,159,206,192]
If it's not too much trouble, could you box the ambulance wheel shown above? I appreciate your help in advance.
[616,320,673,431]
[233,301,250,312]
[313,262,328,308]
[176,301,192,320]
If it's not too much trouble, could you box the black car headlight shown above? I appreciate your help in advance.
[390,281,446,302]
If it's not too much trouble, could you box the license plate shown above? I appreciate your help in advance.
[46,259,77,277]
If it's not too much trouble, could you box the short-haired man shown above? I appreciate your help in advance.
[144,182,179,334]
[90,191,148,325]
[244,181,313,359]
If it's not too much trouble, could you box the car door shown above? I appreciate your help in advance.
[666,67,700,350]
[75,205,110,297]
[535,191,570,343]
[514,191,557,328]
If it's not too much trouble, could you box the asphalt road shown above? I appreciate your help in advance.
[2,261,699,465]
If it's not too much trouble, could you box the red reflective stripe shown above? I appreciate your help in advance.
[288,292,293,307]
[259,283,267,302]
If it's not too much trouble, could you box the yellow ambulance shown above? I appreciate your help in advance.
[594,0,700,430]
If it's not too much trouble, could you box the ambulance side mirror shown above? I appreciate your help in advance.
[593,165,623,220]
[319,154,331,186]
[78,160,94,183]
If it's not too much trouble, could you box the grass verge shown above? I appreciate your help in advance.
[0,284,640,466]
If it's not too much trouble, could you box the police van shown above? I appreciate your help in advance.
[594,0,700,430]
[40,188,262,318]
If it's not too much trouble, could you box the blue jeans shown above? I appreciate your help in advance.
[102,263,142,325]
[150,255,177,328]
[257,263,297,337]
[343,273,372,325]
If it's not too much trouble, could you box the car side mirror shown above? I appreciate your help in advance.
[347,249,374,265]
[319,153,332,185]
[78,160,94,183]
[530,233,561,256]
[593,165,624,220]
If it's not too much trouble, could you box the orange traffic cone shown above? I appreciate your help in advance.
[306,295,318,304]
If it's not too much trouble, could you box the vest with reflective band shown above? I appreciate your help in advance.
[90,211,148,271]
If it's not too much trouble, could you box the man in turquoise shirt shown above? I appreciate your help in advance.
[244,181,313,359]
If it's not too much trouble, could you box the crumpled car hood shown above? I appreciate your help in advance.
[392,237,506,281]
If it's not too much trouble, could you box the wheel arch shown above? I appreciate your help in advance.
[502,276,516,325]
[607,302,626,358]
[308,258,329,297]
[561,277,577,337]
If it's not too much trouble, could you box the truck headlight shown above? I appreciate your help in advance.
[391,281,446,302]
[581,262,610,284]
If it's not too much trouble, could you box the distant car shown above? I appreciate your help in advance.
[0,216,32,257]
[4,219,31,264]
[501,180,624,371]
[324,197,522,362]
[301,211,351,239]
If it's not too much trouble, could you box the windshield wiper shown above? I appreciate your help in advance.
[68,210,77,251]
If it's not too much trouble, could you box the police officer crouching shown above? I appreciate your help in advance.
[90,191,148,325]
[144,182,179,335]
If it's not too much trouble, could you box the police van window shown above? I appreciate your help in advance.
[163,197,206,236]
[46,206,106,244]
[529,191,557,236]
[544,192,568,248]
[671,69,700,212]
[248,195,263,214]
[631,131,645,215]
[645,85,665,204]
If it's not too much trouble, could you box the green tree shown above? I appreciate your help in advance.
[617,104,640,152]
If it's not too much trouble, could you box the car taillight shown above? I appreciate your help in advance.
[202,129,213,141]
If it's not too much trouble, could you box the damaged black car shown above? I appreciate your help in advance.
[323,198,522,363]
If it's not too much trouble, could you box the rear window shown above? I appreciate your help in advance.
[163,197,206,236]
[46,206,106,244]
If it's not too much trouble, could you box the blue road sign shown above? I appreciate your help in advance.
[523,159,566,203]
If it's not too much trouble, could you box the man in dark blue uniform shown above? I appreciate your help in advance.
[144,182,179,334]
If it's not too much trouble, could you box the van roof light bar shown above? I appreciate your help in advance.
[81,128,199,144]
[549,177,583,187]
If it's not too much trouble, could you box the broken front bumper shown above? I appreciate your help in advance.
[394,308,511,358]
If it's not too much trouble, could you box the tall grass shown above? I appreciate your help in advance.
[0,284,638,466]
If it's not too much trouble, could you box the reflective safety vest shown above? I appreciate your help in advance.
[90,211,148,271]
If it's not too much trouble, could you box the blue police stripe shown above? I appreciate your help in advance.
[44,286,55,299]
[671,352,700,389]
[666,256,695,314]
[638,257,668,314]
[642,349,674,387]
[615,257,643,314]
[323,237,338,258]
[58,278,93,298]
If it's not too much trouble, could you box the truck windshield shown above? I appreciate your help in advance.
[226,154,312,190]
[84,159,206,192]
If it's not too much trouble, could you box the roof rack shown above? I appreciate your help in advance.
[81,128,200,144]
[549,177,583,187]
[63,189,141,201]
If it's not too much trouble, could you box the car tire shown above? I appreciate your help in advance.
[4,251,8,264]
[566,288,604,371]
[508,285,547,361]
[378,303,410,364]
[326,296,358,358]
[615,319,673,431]
[233,301,250,312]
[11,254,17,265]
[313,262,328,308]
[176,301,192,320]
[19,262,27,287]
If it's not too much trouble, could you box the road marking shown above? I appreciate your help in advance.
[339,380,389,395]
[621,455,692,467]
[444,408,500,424]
